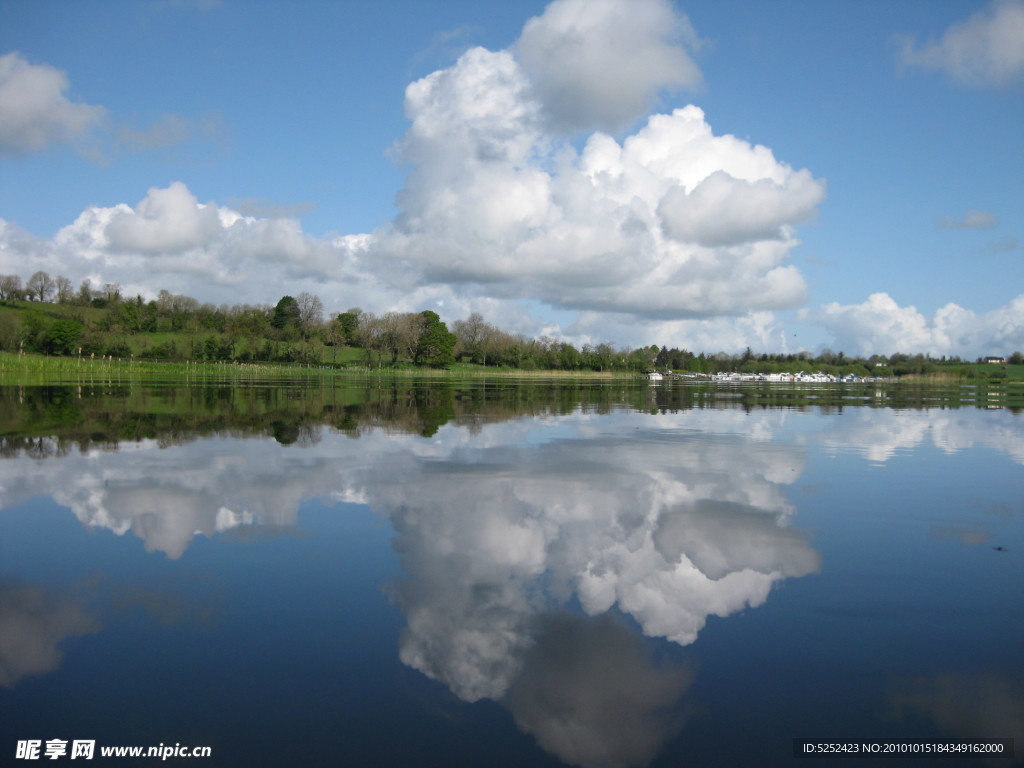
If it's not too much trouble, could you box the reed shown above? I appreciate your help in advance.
[0,352,640,385]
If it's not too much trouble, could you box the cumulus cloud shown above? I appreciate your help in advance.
[567,309,789,355]
[106,182,224,254]
[818,292,1024,357]
[0,180,379,306]
[360,1,819,323]
[383,72,821,318]
[659,168,824,246]
[0,52,106,156]
[898,0,1024,87]
[517,0,702,133]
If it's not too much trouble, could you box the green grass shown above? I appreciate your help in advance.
[931,362,1024,381]
[0,351,318,384]
[0,351,643,385]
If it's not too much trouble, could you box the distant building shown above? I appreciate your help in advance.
[984,356,1005,364]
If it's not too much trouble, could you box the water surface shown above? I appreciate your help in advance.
[1,381,1021,767]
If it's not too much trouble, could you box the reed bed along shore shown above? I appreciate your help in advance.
[0,352,639,385]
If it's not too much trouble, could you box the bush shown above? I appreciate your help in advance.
[140,340,179,360]
[104,339,132,358]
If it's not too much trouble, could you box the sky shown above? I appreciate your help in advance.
[0,0,1022,357]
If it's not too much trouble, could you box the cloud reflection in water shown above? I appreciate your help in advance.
[9,404,1022,765]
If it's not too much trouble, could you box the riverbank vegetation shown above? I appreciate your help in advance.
[0,270,1020,381]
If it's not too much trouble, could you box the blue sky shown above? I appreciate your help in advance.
[1,0,1021,356]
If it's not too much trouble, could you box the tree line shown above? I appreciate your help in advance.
[1,269,1020,375]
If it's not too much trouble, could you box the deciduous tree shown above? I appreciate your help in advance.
[296,292,324,333]
[0,274,22,300]
[27,271,55,302]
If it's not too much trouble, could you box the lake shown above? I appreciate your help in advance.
[1,379,1021,767]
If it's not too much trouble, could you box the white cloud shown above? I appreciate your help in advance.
[658,168,824,246]
[106,182,224,255]
[899,0,1024,87]
[517,0,702,133]
[818,292,1024,357]
[0,181,380,308]
[366,5,819,324]
[382,68,821,319]
[566,309,788,355]
[0,52,106,156]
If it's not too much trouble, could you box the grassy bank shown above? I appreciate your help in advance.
[0,352,641,384]
[2,351,1021,389]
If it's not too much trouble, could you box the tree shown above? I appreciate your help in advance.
[55,275,74,304]
[414,311,455,368]
[42,318,84,355]
[27,271,55,302]
[228,306,269,342]
[322,321,345,363]
[103,283,122,304]
[373,311,419,364]
[271,295,301,331]
[0,274,22,300]
[296,292,324,334]
[77,279,94,305]
[453,312,495,365]
[336,310,361,345]
[354,311,386,367]
[119,301,141,333]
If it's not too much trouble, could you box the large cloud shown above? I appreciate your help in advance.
[375,0,821,321]
[106,181,224,255]
[383,62,821,318]
[0,52,105,156]
[818,292,1024,357]
[0,181,381,307]
[517,0,702,133]
[898,0,1024,87]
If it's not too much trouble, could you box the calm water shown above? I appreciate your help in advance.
[0,380,1021,767]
